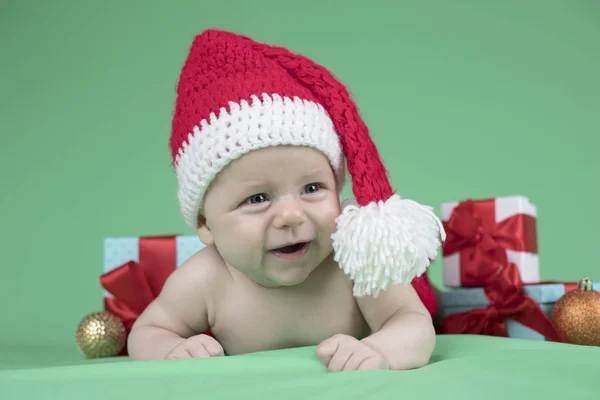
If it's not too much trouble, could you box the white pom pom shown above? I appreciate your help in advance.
[331,194,446,297]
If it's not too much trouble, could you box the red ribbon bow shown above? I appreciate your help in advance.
[442,262,565,342]
[441,199,565,342]
[100,236,179,355]
[443,199,538,287]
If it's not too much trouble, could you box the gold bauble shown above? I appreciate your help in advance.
[551,277,600,346]
[76,311,126,358]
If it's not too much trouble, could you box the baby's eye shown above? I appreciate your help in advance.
[246,193,269,204]
[303,183,321,194]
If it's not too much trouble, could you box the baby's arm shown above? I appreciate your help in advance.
[355,283,436,370]
[127,255,215,360]
[317,281,435,372]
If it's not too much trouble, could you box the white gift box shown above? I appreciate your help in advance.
[440,195,540,288]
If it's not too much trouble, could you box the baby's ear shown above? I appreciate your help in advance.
[196,214,215,246]
[340,197,356,211]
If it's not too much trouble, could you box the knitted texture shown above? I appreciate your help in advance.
[247,41,394,207]
[170,30,344,226]
[170,29,392,216]
[169,29,445,311]
[332,194,445,297]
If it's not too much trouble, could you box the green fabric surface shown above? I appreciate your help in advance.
[2,335,599,399]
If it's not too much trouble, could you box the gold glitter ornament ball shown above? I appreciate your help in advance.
[551,277,600,347]
[76,311,126,358]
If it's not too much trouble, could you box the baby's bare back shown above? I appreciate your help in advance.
[130,245,371,358]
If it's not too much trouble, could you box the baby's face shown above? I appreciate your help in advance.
[199,145,342,287]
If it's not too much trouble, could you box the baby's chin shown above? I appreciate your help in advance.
[261,266,315,288]
[228,248,334,288]
[274,254,337,287]
[251,260,327,288]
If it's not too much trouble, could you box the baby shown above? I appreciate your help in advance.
[127,29,446,372]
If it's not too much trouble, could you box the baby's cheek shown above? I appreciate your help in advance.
[325,202,343,232]
[231,221,263,242]
[238,229,267,255]
[217,237,257,269]
[317,215,340,246]
[215,222,254,249]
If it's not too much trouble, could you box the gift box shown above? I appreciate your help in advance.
[440,281,600,341]
[103,235,204,296]
[441,195,540,288]
[103,235,203,282]
[98,234,209,346]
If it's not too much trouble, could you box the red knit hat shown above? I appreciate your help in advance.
[169,29,445,307]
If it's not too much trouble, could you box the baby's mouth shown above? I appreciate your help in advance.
[274,242,308,253]
[269,242,311,260]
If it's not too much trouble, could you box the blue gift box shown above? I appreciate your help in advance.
[440,282,600,340]
[102,235,206,297]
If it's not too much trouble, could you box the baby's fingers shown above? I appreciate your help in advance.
[342,348,371,371]
[165,347,193,360]
[201,337,225,357]
[316,338,339,366]
[185,336,224,358]
[357,353,389,370]
[327,346,354,372]
[316,334,355,366]
[185,344,211,358]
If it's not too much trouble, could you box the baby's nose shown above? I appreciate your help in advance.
[272,206,308,229]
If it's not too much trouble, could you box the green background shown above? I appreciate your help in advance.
[1,0,599,351]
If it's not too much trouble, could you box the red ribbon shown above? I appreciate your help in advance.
[442,198,538,287]
[441,263,565,342]
[101,235,177,332]
[440,198,565,342]
[100,235,212,356]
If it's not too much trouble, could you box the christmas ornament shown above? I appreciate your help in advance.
[551,277,600,346]
[76,311,126,357]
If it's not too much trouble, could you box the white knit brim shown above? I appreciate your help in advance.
[174,93,345,229]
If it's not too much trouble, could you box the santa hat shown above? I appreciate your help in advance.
[169,29,446,304]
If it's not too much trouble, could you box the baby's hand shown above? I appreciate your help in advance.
[316,334,389,372]
[165,334,224,360]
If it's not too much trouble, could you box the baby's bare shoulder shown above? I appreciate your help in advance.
[169,247,223,290]
[164,245,225,295]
